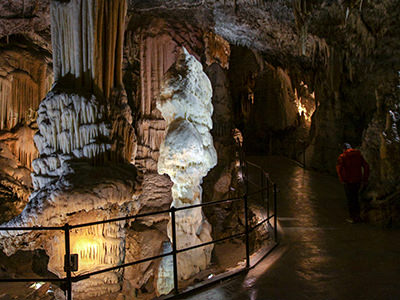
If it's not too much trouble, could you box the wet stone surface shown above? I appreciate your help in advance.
[180,156,400,300]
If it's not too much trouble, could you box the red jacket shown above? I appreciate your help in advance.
[336,149,369,183]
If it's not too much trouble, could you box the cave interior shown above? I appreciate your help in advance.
[0,0,399,299]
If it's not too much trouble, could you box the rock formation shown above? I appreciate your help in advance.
[156,47,217,294]
[0,0,138,298]
[134,19,203,172]
[0,42,53,223]
[136,31,177,171]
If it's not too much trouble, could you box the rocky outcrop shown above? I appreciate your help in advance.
[361,73,400,226]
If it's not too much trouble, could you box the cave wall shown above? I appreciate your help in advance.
[228,45,314,162]
[0,41,53,223]
[302,0,400,225]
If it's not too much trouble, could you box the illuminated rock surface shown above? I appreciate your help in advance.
[156,47,216,294]
[0,44,53,224]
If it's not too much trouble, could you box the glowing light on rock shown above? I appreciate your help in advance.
[73,238,100,265]
[29,282,45,290]
[69,232,122,272]
[294,81,316,123]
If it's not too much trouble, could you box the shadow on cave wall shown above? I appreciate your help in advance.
[228,45,313,164]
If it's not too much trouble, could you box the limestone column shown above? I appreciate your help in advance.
[156,48,217,294]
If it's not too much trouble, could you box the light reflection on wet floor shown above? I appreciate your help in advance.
[181,156,400,300]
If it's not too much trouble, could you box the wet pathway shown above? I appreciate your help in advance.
[182,156,400,300]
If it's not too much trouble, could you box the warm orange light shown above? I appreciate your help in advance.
[73,238,101,263]
[294,82,316,123]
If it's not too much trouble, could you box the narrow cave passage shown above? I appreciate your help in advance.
[182,156,400,300]
[228,45,316,163]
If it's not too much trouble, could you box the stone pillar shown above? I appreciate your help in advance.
[156,48,217,294]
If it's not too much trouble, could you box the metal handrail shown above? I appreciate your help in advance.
[0,226,63,231]
[249,214,275,233]
[0,159,278,300]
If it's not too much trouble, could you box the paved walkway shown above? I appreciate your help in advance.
[182,156,400,300]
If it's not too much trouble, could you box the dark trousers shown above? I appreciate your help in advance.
[344,183,361,221]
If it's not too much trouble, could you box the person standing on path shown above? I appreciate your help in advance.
[336,143,370,223]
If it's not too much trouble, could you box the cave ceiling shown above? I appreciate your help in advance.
[1,0,399,73]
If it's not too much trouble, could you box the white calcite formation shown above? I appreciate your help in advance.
[32,91,111,189]
[156,48,217,294]
[0,89,137,298]
[0,113,136,299]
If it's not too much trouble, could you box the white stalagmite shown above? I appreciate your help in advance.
[156,48,217,295]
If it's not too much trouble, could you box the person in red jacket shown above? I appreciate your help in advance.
[336,143,369,223]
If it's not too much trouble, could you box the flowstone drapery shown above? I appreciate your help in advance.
[156,48,217,294]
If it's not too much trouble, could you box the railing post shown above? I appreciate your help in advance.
[244,195,250,268]
[64,223,72,300]
[170,206,179,294]
[260,170,264,204]
[244,161,249,195]
[273,184,278,242]
[266,177,270,224]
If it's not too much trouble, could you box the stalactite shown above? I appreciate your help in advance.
[69,224,124,268]
[112,118,136,163]
[51,0,126,98]
[0,47,52,131]
[2,126,38,171]
[293,0,312,56]
[136,34,178,171]
[0,77,12,130]
[0,71,46,130]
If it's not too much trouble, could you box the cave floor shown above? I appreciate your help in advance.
[179,155,400,300]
